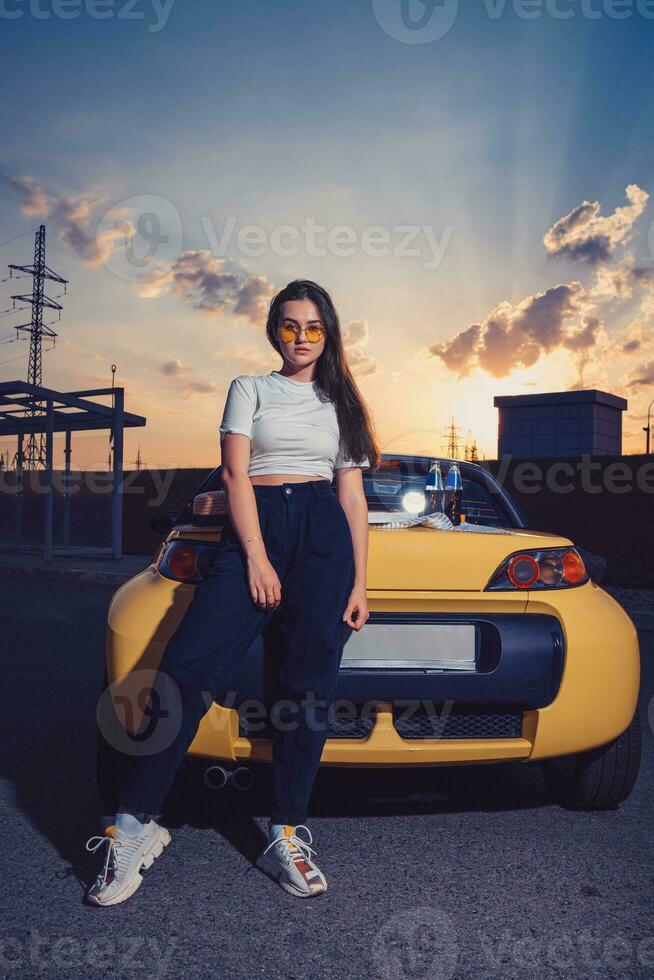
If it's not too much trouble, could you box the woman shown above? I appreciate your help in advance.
[86,278,379,903]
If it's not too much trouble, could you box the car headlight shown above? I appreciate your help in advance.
[485,547,588,591]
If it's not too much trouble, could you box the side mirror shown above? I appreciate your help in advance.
[150,511,178,535]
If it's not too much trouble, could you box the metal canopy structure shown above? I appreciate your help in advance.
[0,380,146,559]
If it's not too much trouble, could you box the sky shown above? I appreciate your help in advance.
[1,0,653,469]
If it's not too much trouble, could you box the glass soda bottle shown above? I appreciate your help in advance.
[424,459,444,515]
[444,462,463,525]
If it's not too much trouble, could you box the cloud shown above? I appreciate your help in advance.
[611,290,654,363]
[562,315,603,386]
[160,251,239,312]
[159,359,188,377]
[429,282,585,379]
[627,360,654,390]
[3,171,275,326]
[543,184,649,265]
[591,257,640,300]
[182,380,220,396]
[429,323,481,375]
[232,274,276,323]
[158,357,219,399]
[430,185,654,383]
[211,345,278,376]
[4,174,50,216]
[562,315,602,353]
[2,171,126,265]
[341,318,378,377]
[143,250,275,326]
[630,266,654,286]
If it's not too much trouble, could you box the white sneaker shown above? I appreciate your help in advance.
[255,824,327,898]
[85,820,171,907]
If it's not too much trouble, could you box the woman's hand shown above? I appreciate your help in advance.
[342,583,368,630]
[246,554,282,610]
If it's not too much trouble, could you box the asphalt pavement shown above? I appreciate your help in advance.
[0,577,652,980]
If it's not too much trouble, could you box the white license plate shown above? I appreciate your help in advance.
[341,623,477,671]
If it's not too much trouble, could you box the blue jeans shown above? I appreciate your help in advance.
[114,478,356,826]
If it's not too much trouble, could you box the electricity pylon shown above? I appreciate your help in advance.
[8,224,67,468]
[442,417,462,459]
[465,438,480,462]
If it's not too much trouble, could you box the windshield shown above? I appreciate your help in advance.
[363,456,521,529]
[173,454,522,530]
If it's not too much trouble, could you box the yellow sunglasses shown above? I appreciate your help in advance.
[278,323,325,344]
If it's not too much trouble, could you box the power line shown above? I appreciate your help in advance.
[0,306,31,318]
[0,229,39,250]
[0,352,28,367]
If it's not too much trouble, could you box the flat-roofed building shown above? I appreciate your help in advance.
[493,389,627,458]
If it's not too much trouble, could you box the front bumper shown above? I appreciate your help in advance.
[190,701,534,766]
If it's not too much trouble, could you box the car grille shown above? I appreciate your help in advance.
[238,705,522,741]
[238,708,375,741]
[393,706,522,739]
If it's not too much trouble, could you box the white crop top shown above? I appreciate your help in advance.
[219,370,370,481]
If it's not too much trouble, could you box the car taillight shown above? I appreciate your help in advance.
[157,540,218,583]
[168,545,198,580]
[486,547,589,591]
[562,550,587,584]
[507,554,539,588]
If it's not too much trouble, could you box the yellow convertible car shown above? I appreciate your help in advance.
[101,454,641,810]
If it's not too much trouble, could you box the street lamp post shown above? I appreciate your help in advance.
[643,397,654,454]
[108,363,117,469]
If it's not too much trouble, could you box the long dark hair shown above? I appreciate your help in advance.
[266,279,380,469]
